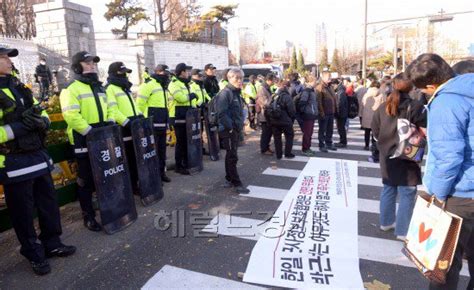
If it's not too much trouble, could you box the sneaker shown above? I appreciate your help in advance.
[262,150,273,155]
[380,223,395,231]
[335,143,347,148]
[363,146,370,151]
[30,260,51,276]
[319,147,328,153]
[396,235,407,241]
[285,153,295,159]
[46,244,76,258]
[235,185,250,194]
[327,145,337,151]
[84,217,102,232]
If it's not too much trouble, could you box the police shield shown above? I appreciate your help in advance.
[186,108,203,174]
[203,109,220,161]
[131,118,164,206]
[87,125,137,234]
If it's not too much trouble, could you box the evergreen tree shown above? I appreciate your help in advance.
[319,46,329,72]
[297,49,305,73]
[289,47,297,71]
[330,48,342,73]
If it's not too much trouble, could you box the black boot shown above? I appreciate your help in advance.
[83,216,102,232]
[161,174,171,182]
[46,244,76,258]
[30,260,51,276]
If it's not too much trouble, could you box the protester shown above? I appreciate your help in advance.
[334,78,349,148]
[407,53,473,290]
[360,80,382,151]
[452,59,474,74]
[269,80,295,160]
[0,47,75,275]
[216,68,249,194]
[296,75,319,156]
[256,73,275,155]
[371,73,426,240]
[316,71,338,153]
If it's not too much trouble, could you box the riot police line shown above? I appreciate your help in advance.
[0,47,242,275]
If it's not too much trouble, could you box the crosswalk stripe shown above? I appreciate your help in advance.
[142,265,265,289]
[201,215,469,277]
[262,167,427,192]
[241,185,393,214]
[295,140,367,147]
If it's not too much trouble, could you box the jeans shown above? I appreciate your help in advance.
[318,114,334,148]
[260,121,273,152]
[379,184,417,236]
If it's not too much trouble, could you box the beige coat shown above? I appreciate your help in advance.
[256,84,272,123]
[361,87,384,129]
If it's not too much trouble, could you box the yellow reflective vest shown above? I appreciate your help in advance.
[60,80,115,147]
[105,83,141,127]
[189,80,211,107]
[168,77,195,123]
[243,82,257,104]
[137,78,169,129]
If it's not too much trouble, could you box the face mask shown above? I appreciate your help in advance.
[40,61,46,65]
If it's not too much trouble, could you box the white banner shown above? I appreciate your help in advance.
[244,158,363,289]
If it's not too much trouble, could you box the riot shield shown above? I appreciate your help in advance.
[87,125,137,234]
[186,108,203,174]
[203,108,220,161]
[131,118,164,206]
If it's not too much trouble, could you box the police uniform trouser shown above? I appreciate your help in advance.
[124,139,139,191]
[154,129,167,176]
[4,173,62,262]
[76,156,96,218]
[174,124,188,170]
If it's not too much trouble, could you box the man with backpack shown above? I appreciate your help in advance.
[294,75,319,156]
[216,68,249,194]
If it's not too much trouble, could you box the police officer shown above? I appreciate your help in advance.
[189,69,211,108]
[0,47,75,275]
[219,68,230,91]
[105,62,142,191]
[202,63,219,98]
[137,64,171,182]
[168,63,196,175]
[60,51,115,232]
[243,74,258,129]
[34,57,52,100]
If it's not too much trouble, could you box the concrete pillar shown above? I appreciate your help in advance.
[33,0,96,67]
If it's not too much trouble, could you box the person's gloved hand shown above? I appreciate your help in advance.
[189,93,198,101]
[22,108,49,131]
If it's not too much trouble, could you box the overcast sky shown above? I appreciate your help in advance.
[71,0,474,54]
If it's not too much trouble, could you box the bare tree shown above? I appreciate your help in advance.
[0,0,37,39]
[239,41,260,64]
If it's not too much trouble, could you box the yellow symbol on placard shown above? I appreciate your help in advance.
[438,260,448,270]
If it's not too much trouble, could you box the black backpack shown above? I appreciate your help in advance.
[207,93,220,126]
[347,96,359,119]
[264,94,282,121]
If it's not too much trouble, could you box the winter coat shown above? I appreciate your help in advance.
[216,84,245,132]
[256,83,273,123]
[371,94,427,186]
[423,73,474,200]
[289,80,303,98]
[355,86,367,117]
[270,88,296,127]
[316,82,337,117]
[297,87,318,120]
[203,75,219,98]
[335,83,348,119]
[361,87,383,129]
